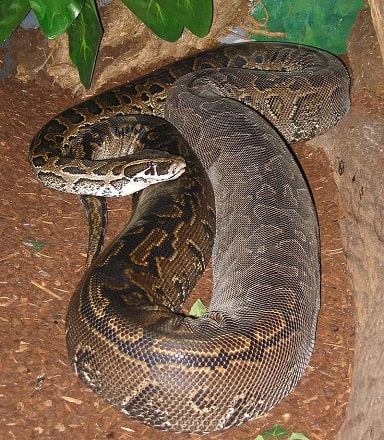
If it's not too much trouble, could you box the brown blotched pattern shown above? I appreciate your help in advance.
[30,43,350,433]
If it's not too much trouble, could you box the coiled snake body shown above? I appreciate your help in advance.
[30,43,350,432]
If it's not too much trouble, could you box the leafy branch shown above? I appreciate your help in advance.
[0,0,213,88]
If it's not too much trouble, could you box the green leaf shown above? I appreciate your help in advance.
[30,0,85,37]
[67,0,102,88]
[22,239,48,252]
[0,0,30,42]
[288,433,309,440]
[121,0,183,41]
[122,0,212,41]
[255,424,309,440]
[259,424,291,438]
[189,299,207,317]
[35,0,83,14]
[160,0,213,37]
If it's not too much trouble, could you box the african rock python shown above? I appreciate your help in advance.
[30,43,350,432]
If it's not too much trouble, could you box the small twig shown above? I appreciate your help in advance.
[0,252,19,262]
[33,45,56,74]
[61,395,83,405]
[31,280,63,300]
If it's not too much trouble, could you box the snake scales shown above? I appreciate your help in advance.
[30,43,350,432]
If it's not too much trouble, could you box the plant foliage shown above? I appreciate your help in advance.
[0,0,213,88]
[254,424,310,440]
[189,298,207,317]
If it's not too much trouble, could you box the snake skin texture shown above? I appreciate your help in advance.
[30,42,350,432]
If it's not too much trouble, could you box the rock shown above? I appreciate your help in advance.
[8,0,250,94]
[310,8,384,440]
[347,7,384,94]
[368,0,384,72]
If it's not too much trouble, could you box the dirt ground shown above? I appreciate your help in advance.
[0,67,354,438]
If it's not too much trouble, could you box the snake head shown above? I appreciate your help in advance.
[144,157,186,180]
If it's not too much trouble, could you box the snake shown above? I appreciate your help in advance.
[29,42,350,432]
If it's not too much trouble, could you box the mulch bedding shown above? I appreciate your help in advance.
[0,73,354,439]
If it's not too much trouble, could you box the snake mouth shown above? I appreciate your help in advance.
[167,159,187,180]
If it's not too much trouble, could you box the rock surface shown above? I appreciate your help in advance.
[310,8,384,440]
[9,0,251,94]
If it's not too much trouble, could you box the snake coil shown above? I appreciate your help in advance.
[30,43,350,432]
